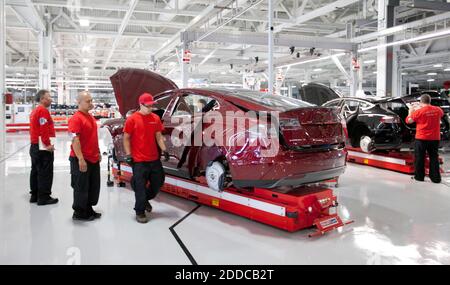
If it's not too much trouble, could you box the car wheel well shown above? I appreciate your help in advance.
[350,123,372,148]
[204,156,233,190]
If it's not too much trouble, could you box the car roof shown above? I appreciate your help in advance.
[162,88,315,112]
[412,90,440,96]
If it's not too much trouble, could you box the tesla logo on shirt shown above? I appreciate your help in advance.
[39,117,48,125]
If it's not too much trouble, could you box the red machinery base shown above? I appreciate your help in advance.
[111,162,352,235]
[6,123,68,133]
[347,148,443,175]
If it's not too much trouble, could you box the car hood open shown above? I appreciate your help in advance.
[110,68,178,117]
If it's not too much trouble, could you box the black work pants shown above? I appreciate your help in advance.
[70,157,101,216]
[29,144,54,200]
[415,139,441,183]
[131,160,165,215]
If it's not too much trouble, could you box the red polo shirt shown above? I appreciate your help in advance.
[123,112,164,162]
[30,105,55,146]
[68,111,100,163]
[406,105,444,141]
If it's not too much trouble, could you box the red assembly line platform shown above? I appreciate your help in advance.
[346,148,444,175]
[110,162,353,236]
[6,123,69,133]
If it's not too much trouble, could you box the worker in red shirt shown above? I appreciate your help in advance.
[406,94,444,183]
[123,93,169,224]
[29,89,59,205]
[69,91,102,221]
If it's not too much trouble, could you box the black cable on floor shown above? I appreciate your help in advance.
[169,204,201,265]
[0,143,30,164]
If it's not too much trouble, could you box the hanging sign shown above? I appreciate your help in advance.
[183,50,192,64]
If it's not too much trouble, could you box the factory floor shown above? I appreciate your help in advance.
[1,130,450,265]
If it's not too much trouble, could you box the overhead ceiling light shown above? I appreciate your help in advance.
[358,28,450,53]
[401,72,408,75]
[16,73,22,76]
[278,53,346,68]
[427,72,437,76]
[444,68,450,72]
[427,79,435,82]
[83,67,89,72]
[373,71,377,74]
[83,58,89,63]
[79,19,90,27]
[433,64,443,68]
[220,71,227,75]
[313,68,322,72]
[82,45,90,52]
[364,60,376,64]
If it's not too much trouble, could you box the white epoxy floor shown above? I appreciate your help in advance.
[1,130,450,265]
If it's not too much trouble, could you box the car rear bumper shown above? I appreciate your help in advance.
[233,166,346,188]
[228,148,347,189]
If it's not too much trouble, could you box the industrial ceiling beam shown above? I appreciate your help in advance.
[352,11,450,43]
[273,0,360,33]
[151,2,218,60]
[102,0,139,69]
[182,31,355,50]
[26,0,200,17]
[409,0,450,12]
[77,16,187,29]
[8,0,46,32]
[52,28,171,40]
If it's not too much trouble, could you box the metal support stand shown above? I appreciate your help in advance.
[107,154,114,187]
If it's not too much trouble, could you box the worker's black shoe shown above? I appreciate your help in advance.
[136,213,149,224]
[145,201,152,213]
[37,197,59,206]
[29,195,38,203]
[89,208,102,219]
[72,212,95,221]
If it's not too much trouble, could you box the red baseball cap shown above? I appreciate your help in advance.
[138,93,155,105]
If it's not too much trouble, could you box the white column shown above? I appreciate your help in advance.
[56,52,64,104]
[358,55,364,91]
[376,0,388,97]
[347,22,358,97]
[392,46,400,97]
[64,89,70,104]
[0,0,6,157]
[268,0,274,94]
[39,25,52,90]
[181,43,189,88]
[350,52,359,97]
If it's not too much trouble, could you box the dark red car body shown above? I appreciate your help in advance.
[104,69,347,190]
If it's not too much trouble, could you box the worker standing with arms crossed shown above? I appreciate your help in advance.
[29,89,59,205]
[69,91,102,221]
[123,93,170,223]
[406,94,444,183]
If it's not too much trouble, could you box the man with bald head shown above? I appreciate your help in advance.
[68,91,102,221]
